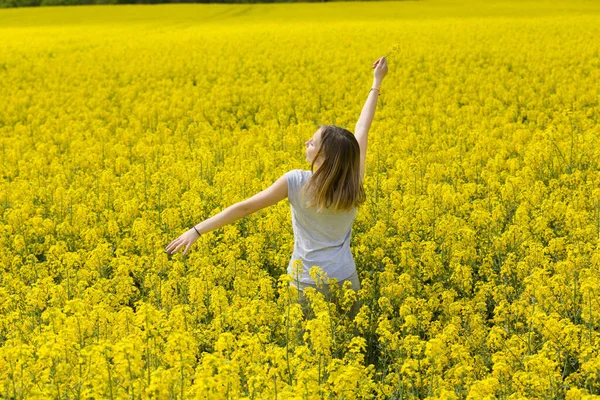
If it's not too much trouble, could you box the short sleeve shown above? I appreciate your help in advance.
[285,169,301,208]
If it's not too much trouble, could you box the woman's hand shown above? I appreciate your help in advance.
[372,56,388,82]
[165,228,200,256]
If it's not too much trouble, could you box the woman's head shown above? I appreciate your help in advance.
[304,128,322,167]
[301,124,366,213]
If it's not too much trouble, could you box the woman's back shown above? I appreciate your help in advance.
[285,169,357,284]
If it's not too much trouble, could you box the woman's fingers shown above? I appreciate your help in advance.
[372,56,385,68]
[169,241,192,256]
[166,239,175,252]
[172,242,185,254]
[166,237,182,253]
[165,233,194,256]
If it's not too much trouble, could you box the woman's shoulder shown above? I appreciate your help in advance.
[286,169,312,180]
[299,170,313,184]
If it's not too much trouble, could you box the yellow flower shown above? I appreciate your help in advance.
[384,43,400,58]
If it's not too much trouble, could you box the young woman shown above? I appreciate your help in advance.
[166,55,389,318]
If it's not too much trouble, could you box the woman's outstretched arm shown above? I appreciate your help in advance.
[355,56,388,179]
[165,173,288,255]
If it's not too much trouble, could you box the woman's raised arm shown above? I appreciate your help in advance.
[355,56,388,179]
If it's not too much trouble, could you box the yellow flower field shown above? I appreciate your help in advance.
[1,0,600,398]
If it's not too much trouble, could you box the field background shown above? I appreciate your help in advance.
[1,0,600,398]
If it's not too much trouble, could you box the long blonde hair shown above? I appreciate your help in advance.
[300,124,366,213]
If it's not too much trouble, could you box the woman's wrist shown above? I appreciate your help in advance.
[192,225,201,237]
[373,79,383,89]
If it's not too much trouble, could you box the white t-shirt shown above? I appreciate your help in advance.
[285,169,357,284]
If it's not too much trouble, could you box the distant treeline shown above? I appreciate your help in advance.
[1,0,350,7]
